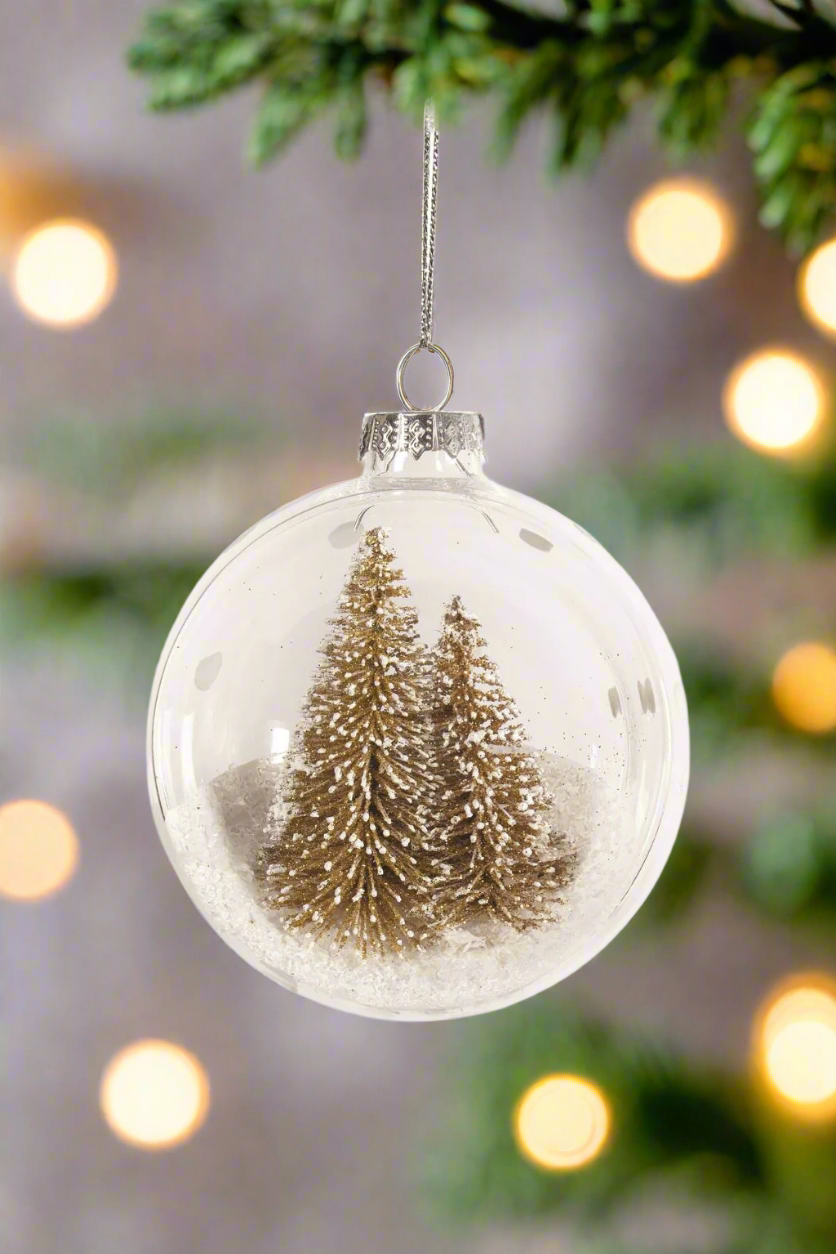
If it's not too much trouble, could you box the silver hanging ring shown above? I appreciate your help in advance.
[396,341,454,412]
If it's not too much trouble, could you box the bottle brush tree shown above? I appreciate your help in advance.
[255,526,440,956]
[430,595,574,931]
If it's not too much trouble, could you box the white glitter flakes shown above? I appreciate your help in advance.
[163,751,634,1017]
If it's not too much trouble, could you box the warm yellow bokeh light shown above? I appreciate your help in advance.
[754,977,836,1118]
[799,239,836,338]
[100,1040,210,1150]
[772,642,836,734]
[514,1074,610,1170]
[627,180,731,282]
[11,219,117,328]
[723,349,825,453]
[0,800,79,900]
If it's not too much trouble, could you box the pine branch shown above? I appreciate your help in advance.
[0,561,205,698]
[128,0,836,251]
[9,408,266,499]
[743,802,836,927]
[425,1002,765,1220]
[553,436,836,570]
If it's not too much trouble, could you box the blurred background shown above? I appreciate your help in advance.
[4,2,836,1252]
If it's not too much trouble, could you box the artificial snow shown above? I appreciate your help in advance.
[163,752,635,1019]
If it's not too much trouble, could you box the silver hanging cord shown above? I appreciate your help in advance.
[420,99,439,349]
[396,100,454,412]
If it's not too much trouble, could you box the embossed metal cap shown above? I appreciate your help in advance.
[359,410,485,472]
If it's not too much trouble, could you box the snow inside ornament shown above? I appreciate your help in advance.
[147,106,689,1020]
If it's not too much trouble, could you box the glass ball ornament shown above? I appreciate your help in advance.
[148,410,689,1020]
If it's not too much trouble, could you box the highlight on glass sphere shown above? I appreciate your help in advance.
[627,179,731,283]
[723,349,824,454]
[148,411,689,1019]
[753,975,836,1120]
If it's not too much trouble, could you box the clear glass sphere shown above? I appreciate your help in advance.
[148,412,689,1020]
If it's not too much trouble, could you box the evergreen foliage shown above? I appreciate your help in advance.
[129,0,836,253]
[426,1003,764,1222]
[426,1001,836,1252]
[428,996,836,1251]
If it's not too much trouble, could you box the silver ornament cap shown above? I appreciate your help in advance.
[359,410,485,474]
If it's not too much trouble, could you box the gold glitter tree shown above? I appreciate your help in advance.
[430,596,573,931]
[255,527,440,956]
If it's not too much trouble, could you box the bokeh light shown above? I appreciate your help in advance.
[799,238,836,338]
[0,800,79,900]
[11,218,117,328]
[754,976,836,1118]
[723,349,824,453]
[514,1074,610,1170]
[772,642,836,734]
[627,180,731,282]
[100,1040,210,1150]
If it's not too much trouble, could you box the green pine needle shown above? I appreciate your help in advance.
[128,0,836,252]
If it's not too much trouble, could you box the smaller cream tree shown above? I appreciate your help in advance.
[431,596,573,930]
